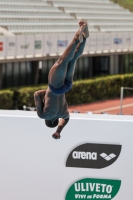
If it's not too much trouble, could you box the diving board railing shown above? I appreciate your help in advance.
[120,87,133,115]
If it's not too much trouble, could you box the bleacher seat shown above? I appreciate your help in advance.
[0,0,133,34]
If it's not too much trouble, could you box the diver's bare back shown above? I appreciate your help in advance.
[44,87,69,121]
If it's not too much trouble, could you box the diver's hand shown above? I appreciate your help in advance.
[52,132,61,139]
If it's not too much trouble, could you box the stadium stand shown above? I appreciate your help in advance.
[0,0,133,34]
[0,0,133,89]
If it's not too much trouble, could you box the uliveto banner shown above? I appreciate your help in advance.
[65,178,121,200]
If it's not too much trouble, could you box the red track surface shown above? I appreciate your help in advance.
[68,97,133,115]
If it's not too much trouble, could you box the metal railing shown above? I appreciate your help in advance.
[120,87,133,115]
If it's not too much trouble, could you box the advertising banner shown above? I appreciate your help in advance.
[66,178,121,200]
[6,36,16,57]
[16,35,26,57]
[114,32,123,51]
[110,32,117,51]
[85,35,90,52]
[43,33,50,55]
[97,33,104,51]
[123,32,131,50]
[0,32,133,60]
[103,33,111,51]
[0,36,6,57]
[57,33,68,54]
[130,32,133,50]
[48,33,58,55]
[89,33,97,51]
[25,35,34,56]
[0,111,133,200]
[34,35,44,56]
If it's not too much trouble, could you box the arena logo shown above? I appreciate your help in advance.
[65,178,121,200]
[66,143,122,169]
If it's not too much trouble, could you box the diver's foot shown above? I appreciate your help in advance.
[75,21,86,43]
[79,20,89,38]
[52,132,61,139]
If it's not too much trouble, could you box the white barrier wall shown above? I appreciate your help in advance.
[0,32,133,59]
[0,110,133,200]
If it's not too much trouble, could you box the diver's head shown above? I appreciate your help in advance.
[45,118,59,128]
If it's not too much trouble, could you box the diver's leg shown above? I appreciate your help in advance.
[48,22,86,88]
[66,32,87,82]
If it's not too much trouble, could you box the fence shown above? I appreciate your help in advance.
[120,87,133,115]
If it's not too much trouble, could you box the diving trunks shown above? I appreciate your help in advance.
[49,79,72,95]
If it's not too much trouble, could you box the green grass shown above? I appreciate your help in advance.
[111,0,133,12]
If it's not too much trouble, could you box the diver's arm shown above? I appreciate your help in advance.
[34,90,47,118]
[52,117,69,139]
[55,117,69,135]
[56,118,69,134]
[35,90,46,101]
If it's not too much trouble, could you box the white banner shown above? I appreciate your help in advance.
[6,36,16,57]
[0,111,133,200]
[115,32,123,51]
[130,32,133,50]
[128,32,133,50]
[123,32,131,50]
[44,34,51,55]
[0,32,133,59]
[34,35,44,56]
[0,36,6,58]
[110,32,117,51]
[57,33,68,54]
[49,34,58,54]
[103,33,110,51]
[97,33,104,51]
[25,35,34,56]
[89,33,97,51]
[16,35,26,57]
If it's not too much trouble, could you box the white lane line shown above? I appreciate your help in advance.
[94,103,133,113]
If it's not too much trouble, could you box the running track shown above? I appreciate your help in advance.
[68,97,133,115]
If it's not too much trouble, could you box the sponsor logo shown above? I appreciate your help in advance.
[35,40,41,49]
[66,143,122,169]
[126,38,131,42]
[0,42,3,51]
[126,38,131,45]
[100,153,116,161]
[21,43,30,49]
[9,42,15,47]
[114,38,122,44]
[47,41,52,47]
[58,40,68,47]
[65,178,121,200]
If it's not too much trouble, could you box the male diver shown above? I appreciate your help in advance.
[34,21,89,139]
